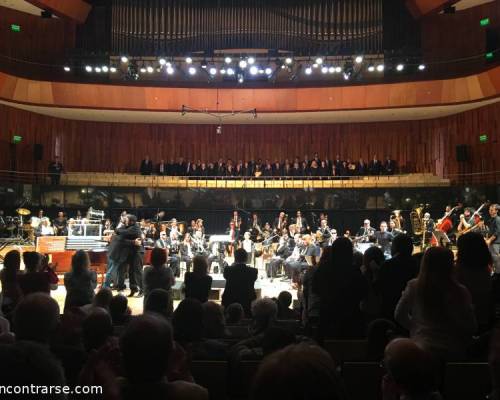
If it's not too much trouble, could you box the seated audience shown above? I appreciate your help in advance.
[232,326,297,361]
[18,252,58,296]
[183,255,213,303]
[222,249,258,317]
[248,297,278,336]
[119,313,208,400]
[456,232,494,333]
[109,294,131,327]
[360,246,385,321]
[142,247,175,310]
[313,237,368,339]
[276,291,300,320]
[81,287,113,314]
[0,250,22,315]
[225,302,245,325]
[82,307,114,352]
[395,247,477,361]
[366,319,398,361]
[250,343,347,400]
[382,338,441,400]
[202,301,229,339]
[144,288,173,319]
[64,250,97,311]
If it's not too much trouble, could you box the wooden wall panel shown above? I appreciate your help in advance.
[25,0,92,24]
[0,102,499,180]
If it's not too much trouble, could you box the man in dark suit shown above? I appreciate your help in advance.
[140,156,153,175]
[384,156,397,175]
[222,248,258,317]
[293,210,308,233]
[369,155,382,175]
[157,159,167,175]
[48,157,64,184]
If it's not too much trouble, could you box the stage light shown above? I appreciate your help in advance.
[188,66,197,75]
[343,72,350,80]
[418,64,426,71]
[140,67,146,73]
[281,65,286,69]
[328,66,335,73]
[239,59,248,69]
[102,66,109,73]
[209,67,217,75]
[315,57,323,65]
[396,63,404,71]
[220,68,226,75]
[285,57,293,65]
[159,58,166,66]
[225,56,232,64]
[265,67,272,75]
[227,68,235,75]
[238,74,244,83]
[367,64,375,72]
[166,62,172,68]
[95,67,102,73]
[247,57,255,65]
[313,63,319,69]
[110,67,117,73]
[120,56,128,63]
[355,55,364,64]
[63,66,70,72]
[249,65,258,75]
[166,66,174,75]
[305,66,312,75]
[335,66,342,73]
[321,66,328,74]
[185,57,193,64]
[258,69,265,74]
[85,65,92,72]
[376,64,384,72]
[146,66,154,73]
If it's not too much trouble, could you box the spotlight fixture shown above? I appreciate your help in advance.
[209,67,217,75]
[166,62,172,68]
[201,60,207,69]
[315,57,323,65]
[312,63,319,69]
[63,66,70,72]
[343,72,350,81]
[247,57,255,65]
[85,65,92,72]
[185,57,193,64]
[258,69,265,74]
[227,68,235,75]
[140,67,146,73]
[239,59,248,69]
[237,74,244,84]
[355,55,364,64]
[396,64,404,71]
[220,68,227,75]
[265,67,272,75]
[321,66,328,74]
[224,56,232,64]
[102,66,109,73]
[159,58,166,66]
[335,66,342,73]
[249,65,258,75]
[120,56,129,63]
[188,66,197,75]
[110,67,117,73]
[328,66,335,74]
[376,64,385,72]
[418,64,426,71]
[367,64,375,72]
[166,66,174,75]
[146,66,154,73]
[305,66,312,75]
[285,57,293,65]
[94,67,102,73]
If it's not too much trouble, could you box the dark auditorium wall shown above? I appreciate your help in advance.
[0,102,499,179]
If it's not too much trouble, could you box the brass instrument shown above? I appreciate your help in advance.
[410,206,424,236]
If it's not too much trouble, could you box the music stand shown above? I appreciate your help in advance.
[432,230,450,246]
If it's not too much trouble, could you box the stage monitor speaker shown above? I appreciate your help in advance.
[33,144,44,161]
[456,144,469,162]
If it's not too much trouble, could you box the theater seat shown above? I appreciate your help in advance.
[443,362,490,400]
[191,360,228,400]
[228,360,260,399]
[342,362,383,400]
[323,340,368,363]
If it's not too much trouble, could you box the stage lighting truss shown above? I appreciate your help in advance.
[181,105,257,134]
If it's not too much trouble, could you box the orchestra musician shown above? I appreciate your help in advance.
[293,210,308,234]
[273,212,288,232]
[192,230,208,255]
[316,218,333,248]
[356,219,375,243]
[52,211,67,236]
[31,210,45,230]
[374,221,393,254]
[423,213,435,233]
[179,234,194,273]
[486,204,500,273]
[268,232,293,280]
[249,213,262,240]
[457,208,476,233]
[388,219,403,236]
[169,218,180,240]
[35,218,54,237]
[167,232,181,277]
[227,220,239,256]
[232,211,242,230]
[195,218,205,235]
[241,232,255,264]
[155,231,169,249]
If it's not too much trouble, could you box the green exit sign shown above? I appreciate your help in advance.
[10,24,21,32]
[479,134,488,143]
[480,18,490,27]
[486,52,494,60]
[11,135,22,144]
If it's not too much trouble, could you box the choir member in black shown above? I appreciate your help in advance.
[273,211,288,233]
[303,154,310,166]
[226,162,235,177]
[207,162,216,176]
[235,162,243,176]
[333,155,343,174]
[215,158,225,176]
[199,163,208,176]
[272,159,282,176]
[48,157,64,184]
[190,163,199,176]
[113,214,143,296]
[157,159,167,175]
[291,162,302,176]
[319,161,329,176]
[166,159,175,175]
[262,160,273,177]
[53,211,67,236]
[487,204,500,273]
[140,155,153,175]
[179,234,194,273]
[312,153,321,166]
[310,160,320,177]
[243,161,252,176]
[369,155,382,175]
[301,161,310,176]
[356,219,376,243]
[357,158,367,175]
[374,221,393,254]
[293,210,308,234]
[384,155,397,175]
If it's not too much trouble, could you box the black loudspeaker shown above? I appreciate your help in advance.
[456,145,469,162]
[486,28,500,55]
[33,144,44,161]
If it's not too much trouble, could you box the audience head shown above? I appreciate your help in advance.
[251,298,278,333]
[202,302,226,339]
[109,294,130,325]
[391,234,413,257]
[193,255,209,276]
[71,250,90,275]
[3,250,21,279]
[82,307,113,352]
[352,251,363,270]
[150,247,167,268]
[144,289,172,319]
[14,293,60,344]
[328,237,353,271]
[172,298,203,342]
[92,287,113,310]
[457,232,492,271]
[251,343,346,400]
[126,214,137,225]
[120,313,174,384]
[277,291,293,310]
[363,246,385,271]
[261,327,296,356]
[225,303,244,324]
[383,338,437,397]
[23,251,41,273]
[234,248,248,264]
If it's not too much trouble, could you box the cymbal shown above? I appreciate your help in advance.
[16,208,31,216]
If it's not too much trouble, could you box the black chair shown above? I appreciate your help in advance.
[323,340,368,363]
[342,362,383,400]
[191,360,228,400]
[443,362,490,400]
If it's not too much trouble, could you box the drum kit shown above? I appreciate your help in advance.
[0,208,33,243]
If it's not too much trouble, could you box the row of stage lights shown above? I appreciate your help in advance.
[62,55,427,81]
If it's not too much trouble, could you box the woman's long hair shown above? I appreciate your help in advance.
[456,232,492,271]
[416,247,461,321]
[71,250,90,275]
[192,255,209,277]
[3,250,20,281]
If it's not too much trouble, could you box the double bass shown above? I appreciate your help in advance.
[436,206,459,234]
